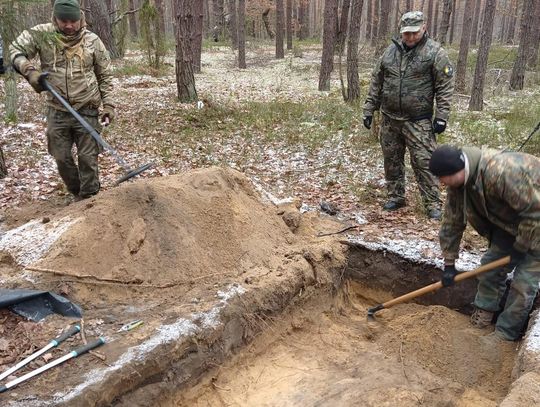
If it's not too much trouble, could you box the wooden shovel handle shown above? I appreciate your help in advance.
[380,256,511,310]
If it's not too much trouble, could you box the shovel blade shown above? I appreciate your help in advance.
[115,162,153,185]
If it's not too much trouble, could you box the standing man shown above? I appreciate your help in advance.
[10,0,115,200]
[429,145,540,343]
[363,11,454,220]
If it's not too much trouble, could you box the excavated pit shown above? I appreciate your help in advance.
[154,250,520,407]
[1,167,538,406]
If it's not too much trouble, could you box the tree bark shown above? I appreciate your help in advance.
[336,0,351,53]
[228,0,238,49]
[212,0,224,41]
[286,0,293,49]
[505,0,518,44]
[438,0,452,45]
[405,0,412,11]
[276,0,285,58]
[298,0,310,40]
[469,0,496,111]
[318,0,338,91]
[449,0,457,43]
[155,0,166,38]
[426,0,433,33]
[366,0,373,41]
[174,0,198,102]
[510,0,535,89]
[85,0,120,58]
[346,0,364,101]
[470,0,482,46]
[375,0,390,55]
[238,0,246,68]
[432,0,439,38]
[129,0,139,38]
[262,8,275,39]
[526,0,540,67]
[193,0,203,73]
[455,0,473,92]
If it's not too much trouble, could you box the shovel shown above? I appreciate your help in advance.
[39,74,153,185]
[367,256,511,320]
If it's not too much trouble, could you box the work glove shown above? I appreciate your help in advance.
[26,69,45,93]
[363,115,373,130]
[101,105,115,126]
[432,118,447,134]
[0,58,5,75]
[442,264,457,287]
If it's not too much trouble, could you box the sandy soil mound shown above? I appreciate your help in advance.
[35,167,297,286]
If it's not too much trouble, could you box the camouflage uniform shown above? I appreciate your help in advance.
[10,19,114,198]
[440,146,540,340]
[363,31,454,211]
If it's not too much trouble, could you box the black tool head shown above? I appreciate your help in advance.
[115,162,153,185]
[367,304,384,321]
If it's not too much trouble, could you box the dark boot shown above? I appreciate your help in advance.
[427,208,442,220]
[382,200,406,211]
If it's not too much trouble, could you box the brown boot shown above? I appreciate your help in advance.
[470,308,494,329]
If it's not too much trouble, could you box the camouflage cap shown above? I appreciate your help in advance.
[400,11,425,33]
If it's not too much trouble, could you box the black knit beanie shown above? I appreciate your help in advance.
[53,0,81,21]
[429,145,465,176]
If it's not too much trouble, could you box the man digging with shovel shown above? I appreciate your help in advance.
[429,145,540,345]
[9,0,114,201]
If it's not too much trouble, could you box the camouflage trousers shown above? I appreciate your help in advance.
[474,228,540,340]
[46,107,102,198]
[379,115,441,210]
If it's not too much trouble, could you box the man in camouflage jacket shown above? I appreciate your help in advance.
[429,145,540,342]
[363,11,454,220]
[9,0,114,199]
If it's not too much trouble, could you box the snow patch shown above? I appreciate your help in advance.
[44,284,246,405]
[0,217,80,266]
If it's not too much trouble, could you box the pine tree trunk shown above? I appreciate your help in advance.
[505,0,518,44]
[526,0,540,67]
[228,0,238,49]
[276,0,285,58]
[406,0,412,11]
[432,0,439,38]
[455,0,473,92]
[86,0,120,58]
[366,0,373,41]
[155,0,166,38]
[449,0,457,43]
[174,0,198,102]
[438,0,452,45]
[286,0,293,49]
[238,0,246,68]
[470,0,482,46]
[262,8,275,39]
[212,0,224,41]
[375,0,390,56]
[193,0,203,73]
[426,0,433,33]
[129,0,139,38]
[318,0,338,91]
[372,0,380,42]
[509,0,535,89]
[469,0,496,111]
[336,0,351,53]
[346,0,364,101]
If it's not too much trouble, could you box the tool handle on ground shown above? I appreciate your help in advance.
[380,256,511,309]
[39,74,129,170]
[0,338,105,393]
[53,325,81,345]
[72,338,106,356]
[0,325,81,382]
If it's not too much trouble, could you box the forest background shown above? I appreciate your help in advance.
[0,0,539,220]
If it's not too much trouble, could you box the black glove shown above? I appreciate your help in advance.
[363,116,373,130]
[442,265,457,287]
[0,58,5,75]
[433,118,447,134]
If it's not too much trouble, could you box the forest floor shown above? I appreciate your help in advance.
[0,42,539,405]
